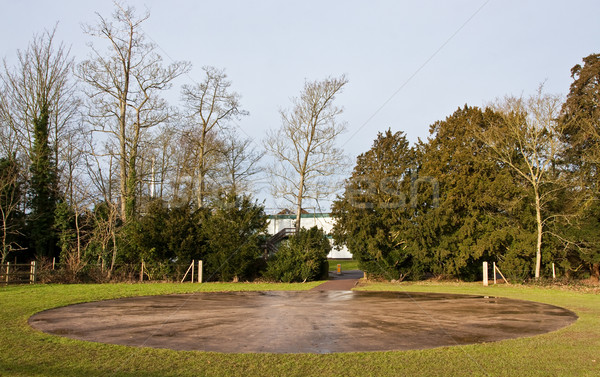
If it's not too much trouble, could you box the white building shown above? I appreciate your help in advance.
[266,212,353,259]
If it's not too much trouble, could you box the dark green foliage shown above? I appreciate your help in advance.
[559,53,600,279]
[561,53,600,183]
[414,106,535,280]
[264,226,330,283]
[28,104,58,259]
[553,201,600,280]
[333,108,538,281]
[331,129,418,280]
[54,201,76,262]
[200,194,268,281]
[120,195,267,282]
[122,200,205,267]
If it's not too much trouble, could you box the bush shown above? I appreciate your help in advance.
[264,226,330,283]
[200,194,268,282]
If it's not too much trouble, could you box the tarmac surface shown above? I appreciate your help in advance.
[29,271,578,353]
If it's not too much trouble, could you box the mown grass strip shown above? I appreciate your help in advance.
[328,259,359,272]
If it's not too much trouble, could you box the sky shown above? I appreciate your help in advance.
[2,0,600,210]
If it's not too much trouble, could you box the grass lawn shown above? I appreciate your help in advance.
[0,281,599,376]
[328,259,359,272]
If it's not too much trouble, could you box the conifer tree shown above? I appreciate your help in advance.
[331,129,416,279]
[560,53,600,280]
[416,106,532,279]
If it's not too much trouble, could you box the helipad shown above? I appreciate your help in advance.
[29,290,577,353]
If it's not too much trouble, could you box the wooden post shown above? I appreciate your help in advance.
[140,260,144,282]
[483,262,488,286]
[5,262,9,283]
[52,257,55,270]
[495,264,510,285]
[181,260,194,283]
[493,262,497,285]
[552,263,556,279]
[191,260,195,284]
[30,261,37,284]
[198,260,202,283]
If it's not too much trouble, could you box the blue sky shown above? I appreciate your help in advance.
[2,0,600,208]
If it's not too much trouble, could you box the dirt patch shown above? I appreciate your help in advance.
[29,290,577,353]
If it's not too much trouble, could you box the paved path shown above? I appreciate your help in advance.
[310,269,363,291]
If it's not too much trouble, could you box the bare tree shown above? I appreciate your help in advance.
[85,147,120,277]
[181,66,246,208]
[0,26,78,167]
[0,158,25,263]
[216,129,264,197]
[0,26,80,259]
[478,86,566,279]
[77,2,190,221]
[148,124,180,201]
[265,75,348,232]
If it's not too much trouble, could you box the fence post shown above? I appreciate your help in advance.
[495,264,510,285]
[30,261,37,284]
[198,260,202,283]
[52,257,55,270]
[483,262,488,286]
[5,262,9,283]
[191,260,195,283]
[181,260,194,283]
[140,260,144,282]
[552,263,556,279]
[493,262,497,285]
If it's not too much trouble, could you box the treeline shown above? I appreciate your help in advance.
[0,3,337,283]
[332,58,600,281]
[0,4,269,278]
[2,2,600,284]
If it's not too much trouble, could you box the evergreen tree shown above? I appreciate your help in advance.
[264,226,330,283]
[331,129,417,280]
[123,200,205,265]
[201,194,268,281]
[560,53,600,279]
[415,106,533,280]
[29,103,58,259]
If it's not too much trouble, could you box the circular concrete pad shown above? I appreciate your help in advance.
[29,291,577,353]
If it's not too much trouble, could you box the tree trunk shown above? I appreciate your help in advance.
[295,173,305,233]
[592,263,600,282]
[119,133,128,220]
[197,156,205,208]
[75,210,81,264]
[534,189,543,279]
[118,87,129,220]
[109,230,117,279]
[125,150,137,220]
[197,130,207,208]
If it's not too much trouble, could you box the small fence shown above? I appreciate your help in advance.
[482,261,561,286]
[25,259,204,284]
[139,260,202,283]
[0,262,37,285]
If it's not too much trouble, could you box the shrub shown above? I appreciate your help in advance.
[264,226,330,283]
[200,194,268,282]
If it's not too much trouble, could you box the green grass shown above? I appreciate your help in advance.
[1,281,599,376]
[328,259,359,271]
